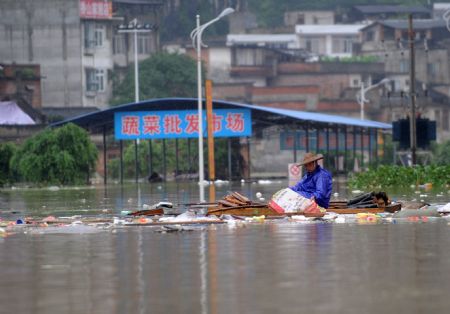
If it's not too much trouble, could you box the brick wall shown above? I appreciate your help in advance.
[274,74,352,99]
[0,64,42,108]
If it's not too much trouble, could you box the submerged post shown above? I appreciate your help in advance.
[205,80,215,182]
[103,127,107,185]
[408,14,417,165]
[120,140,124,184]
[227,138,232,181]
[344,126,348,172]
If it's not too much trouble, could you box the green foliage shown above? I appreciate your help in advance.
[432,140,450,165]
[15,68,36,79]
[246,0,429,29]
[158,0,432,42]
[111,52,200,106]
[348,165,450,189]
[161,1,230,42]
[0,142,17,186]
[10,123,98,185]
[321,55,380,63]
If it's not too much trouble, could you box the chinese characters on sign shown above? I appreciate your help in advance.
[79,0,112,19]
[115,109,252,140]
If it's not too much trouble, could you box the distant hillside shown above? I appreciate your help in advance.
[161,0,445,42]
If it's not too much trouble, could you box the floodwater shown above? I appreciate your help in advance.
[1,181,450,314]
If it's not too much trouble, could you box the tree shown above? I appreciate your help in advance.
[111,52,201,106]
[160,1,231,42]
[0,142,17,186]
[10,123,98,185]
[432,140,450,166]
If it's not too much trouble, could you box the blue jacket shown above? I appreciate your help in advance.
[290,165,332,208]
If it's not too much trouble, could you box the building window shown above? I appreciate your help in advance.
[427,62,438,77]
[343,38,354,53]
[332,37,354,53]
[399,59,409,73]
[138,35,151,54]
[86,68,106,92]
[366,31,374,42]
[113,35,126,54]
[84,22,105,48]
[305,38,319,53]
[234,48,264,66]
[351,78,361,87]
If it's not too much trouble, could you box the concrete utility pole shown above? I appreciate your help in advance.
[190,8,234,202]
[409,14,417,165]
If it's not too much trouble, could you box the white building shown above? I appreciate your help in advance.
[295,24,366,58]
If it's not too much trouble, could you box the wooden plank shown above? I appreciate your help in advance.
[218,199,238,207]
[232,191,251,203]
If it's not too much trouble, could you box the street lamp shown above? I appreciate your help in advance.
[356,78,391,120]
[118,19,153,183]
[190,8,234,202]
[444,9,450,32]
[118,19,153,103]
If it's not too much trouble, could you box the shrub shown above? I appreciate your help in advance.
[11,123,98,185]
[0,142,17,186]
[348,165,450,189]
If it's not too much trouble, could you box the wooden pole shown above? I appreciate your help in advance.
[175,139,179,180]
[293,125,297,163]
[120,140,123,184]
[344,126,348,172]
[305,124,310,153]
[134,140,138,183]
[162,139,167,181]
[103,127,107,185]
[205,80,215,181]
[227,138,232,181]
[326,126,330,168]
[360,128,364,169]
[368,128,372,165]
[353,127,357,169]
[335,126,339,172]
[316,126,320,153]
[375,129,379,167]
[187,138,192,173]
[148,140,152,178]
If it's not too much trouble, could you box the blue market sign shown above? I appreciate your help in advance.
[114,109,252,140]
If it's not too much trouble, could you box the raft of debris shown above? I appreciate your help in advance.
[1,202,450,239]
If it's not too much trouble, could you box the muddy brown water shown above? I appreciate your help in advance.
[1,181,450,314]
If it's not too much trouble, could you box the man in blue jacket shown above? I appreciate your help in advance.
[290,152,333,209]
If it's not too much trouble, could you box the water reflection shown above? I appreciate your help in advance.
[1,180,448,216]
[1,181,450,313]
[1,221,450,313]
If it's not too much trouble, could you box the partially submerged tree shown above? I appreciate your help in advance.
[11,123,98,185]
[0,142,17,186]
